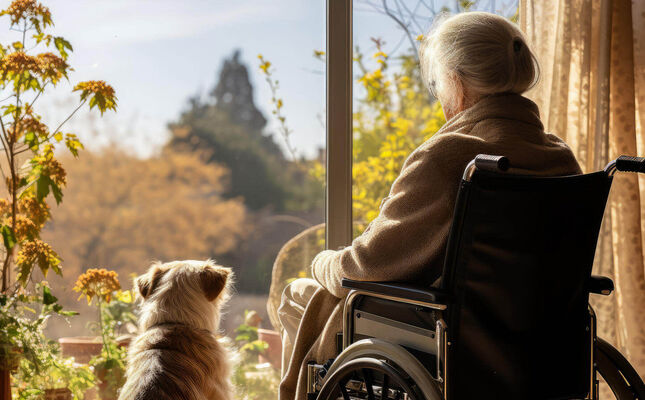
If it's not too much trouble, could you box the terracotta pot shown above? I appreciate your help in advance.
[58,335,132,365]
[58,336,103,364]
[44,388,72,400]
[0,343,21,400]
[0,343,21,372]
[0,369,9,400]
[258,328,282,370]
[115,334,133,349]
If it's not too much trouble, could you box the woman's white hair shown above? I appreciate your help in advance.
[418,12,540,106]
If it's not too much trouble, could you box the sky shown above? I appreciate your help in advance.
[0,0,515,158]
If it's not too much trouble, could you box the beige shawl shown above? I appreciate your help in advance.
[280,93,582,400]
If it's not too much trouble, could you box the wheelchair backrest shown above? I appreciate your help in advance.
[441,168,612,399]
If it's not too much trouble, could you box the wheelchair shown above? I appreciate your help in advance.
[306,155,645,400]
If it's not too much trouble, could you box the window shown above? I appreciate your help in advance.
[39,1,327,340]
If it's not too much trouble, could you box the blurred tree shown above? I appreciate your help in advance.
[42,149,248,284]
[168,50,289,211]
[212,50,267,131]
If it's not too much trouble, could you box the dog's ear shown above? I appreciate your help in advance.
[136,266,165,300]
[200,265,231,302]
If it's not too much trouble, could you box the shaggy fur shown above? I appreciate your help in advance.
[118,260,234,400]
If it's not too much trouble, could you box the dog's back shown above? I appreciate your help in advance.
[119,324,232,400]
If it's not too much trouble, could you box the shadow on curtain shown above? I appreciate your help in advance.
[521,0,645,378]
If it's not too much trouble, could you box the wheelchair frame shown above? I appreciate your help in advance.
[307,155,645,400]
[341,288,449,397]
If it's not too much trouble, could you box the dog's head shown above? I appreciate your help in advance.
[135,260,233,331]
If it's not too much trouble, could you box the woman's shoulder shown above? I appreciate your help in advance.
[407,130,486,165]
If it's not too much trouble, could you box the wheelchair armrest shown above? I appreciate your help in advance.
[341,278,450,308]
[589,275,614,295]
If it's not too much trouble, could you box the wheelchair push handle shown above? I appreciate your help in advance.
[463,154,510,180]
[616,155,645,173]
[474,154,510,172]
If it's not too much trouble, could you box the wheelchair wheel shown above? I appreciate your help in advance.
[317,357,422,400]
[323,339,441,399]
[595,337,645,399]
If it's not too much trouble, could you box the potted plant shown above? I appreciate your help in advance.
[0,0,116,398]
[2,284,85,399]
[59,289,136,365]
[232,311,279,400]
[74,269,130,400]
[13,349,94,400]
[242,309,282,370]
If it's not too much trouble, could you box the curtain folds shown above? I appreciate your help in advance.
[520,0,645,377]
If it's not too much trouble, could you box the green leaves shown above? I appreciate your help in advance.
[24,131,37,150]
[64,133,83,157]
[1,225,16,250]
[42,285,77,316]
[53,36,72,60]
[459,0,476,11]
[29,149,66,204]
[34,174,62,204]
[42,285,56,305]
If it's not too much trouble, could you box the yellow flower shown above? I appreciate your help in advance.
[1,52,40,75]
[1,0,51,27]
[73,80,115,99]
[373,51,387,60]
[259,60,272,74]
[15,239,61,282]
[11,114,48,141]
[3,215,38,241]
[73,80,117,115]
[115,289,134,304]
[32,153,67,186]
[416,34,424,41]
[36,52,68,83]
[18,195,50,227]
[0,199,10,216]
[73,268,121,304]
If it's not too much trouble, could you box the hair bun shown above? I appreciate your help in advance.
[418,12,540,98]
[513,39,522,53]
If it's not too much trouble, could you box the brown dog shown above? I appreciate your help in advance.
[118,260,234,400]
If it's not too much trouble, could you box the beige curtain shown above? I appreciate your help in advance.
[521,0,645,377]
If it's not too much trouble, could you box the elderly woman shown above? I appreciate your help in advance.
[276,12,582,400]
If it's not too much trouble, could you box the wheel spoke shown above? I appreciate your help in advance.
[362,368,375,400]
[381,374,390,400]
[317,358,419,400]
[337,380,351,400]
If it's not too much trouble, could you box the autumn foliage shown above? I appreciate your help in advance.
[0,0,117,292]
[43,150,249,292]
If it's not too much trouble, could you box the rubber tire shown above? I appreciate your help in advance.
[596,337,645,399]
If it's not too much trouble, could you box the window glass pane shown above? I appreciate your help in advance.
[352,1,518,236]
[31,0,325,361]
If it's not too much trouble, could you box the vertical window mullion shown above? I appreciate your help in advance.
[326,0,353,250]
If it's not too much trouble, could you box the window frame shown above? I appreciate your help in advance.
[326,0,353,250]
